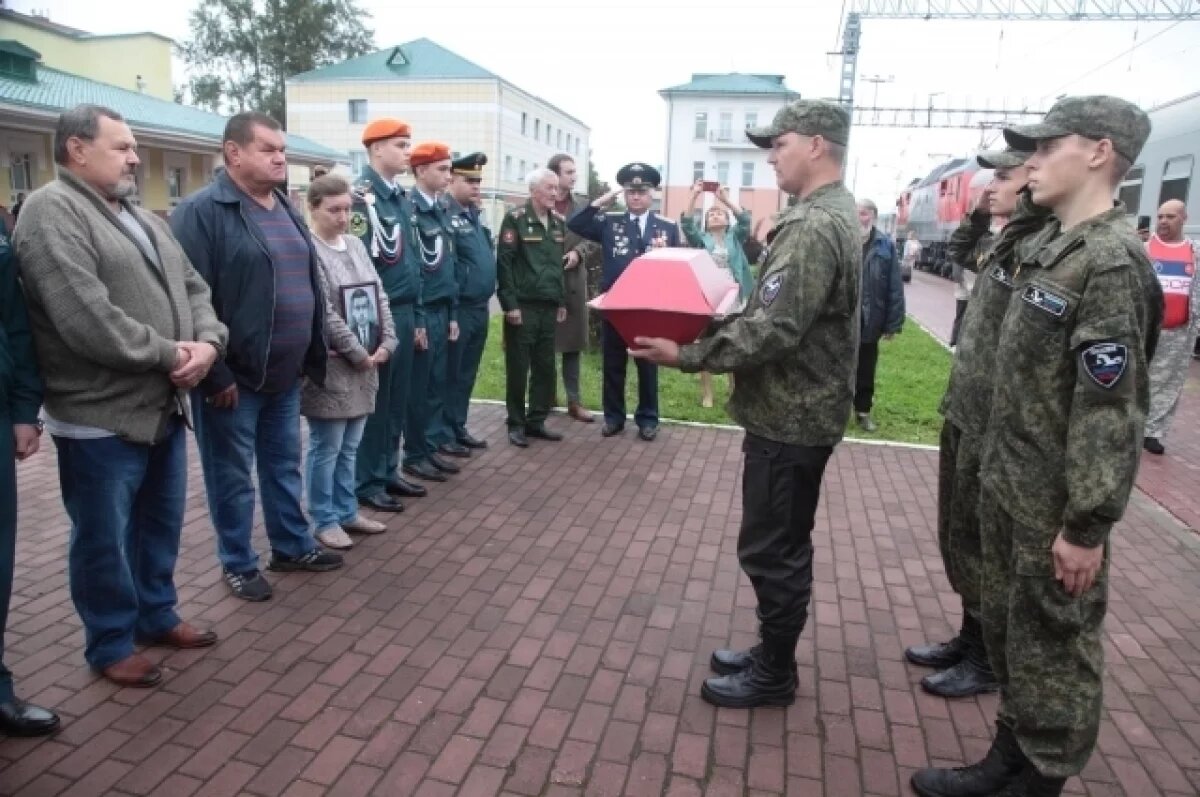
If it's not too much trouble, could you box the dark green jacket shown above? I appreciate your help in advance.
[410,190,459,321]
[0,216,41,423]
[678,181,861,447]
[981,204,1163,548]
[350,166,422,312]
[496,201,566,311]
[442,194,496,306]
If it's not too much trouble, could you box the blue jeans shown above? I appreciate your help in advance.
[54,420,186,670]
[305,416,367,530]
[191,384,315,575]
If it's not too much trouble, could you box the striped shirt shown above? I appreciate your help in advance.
[245,197,315,393]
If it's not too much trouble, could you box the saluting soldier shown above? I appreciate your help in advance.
[351,118,425,513]
[401,142,461,483]
[567,162,680,441]
[440,152,495,451]
[632,100,861,709]
[912,96,1161,797]
[498,168,568,447]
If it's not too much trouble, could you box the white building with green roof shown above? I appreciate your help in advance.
[285,38,591,229]
[659,73,800,235]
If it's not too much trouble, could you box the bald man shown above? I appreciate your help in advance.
[1144,199,1200,455]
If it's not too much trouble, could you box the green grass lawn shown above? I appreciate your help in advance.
[471,314,951,446]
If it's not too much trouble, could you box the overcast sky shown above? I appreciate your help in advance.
[11,0,1198,207]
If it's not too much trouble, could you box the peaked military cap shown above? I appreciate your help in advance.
[616,162,661,190]
[746,99,850,148]
[452,152,488,179]
[362,118,411,146]
[1003,95,1151,164]
[975,148,1030,170]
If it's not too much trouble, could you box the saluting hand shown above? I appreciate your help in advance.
[1052,532,1104,598]
[629,337,680,367]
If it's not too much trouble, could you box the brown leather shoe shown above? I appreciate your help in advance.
[568,402,595,423]
[101,653,162,688]
[142,622,218,650]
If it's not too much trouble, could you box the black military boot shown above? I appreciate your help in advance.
[710,643,761,676]
[1014,770,1067,797]
[911,722,1024,797]
[920,623,999,698]
[906,613,974,669]
[701,634,797,708]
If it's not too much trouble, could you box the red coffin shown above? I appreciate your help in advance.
[588,248,740,346]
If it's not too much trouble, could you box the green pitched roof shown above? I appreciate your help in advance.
[0,64,344,163]
[659,73,799,98]
[289,38,498,83]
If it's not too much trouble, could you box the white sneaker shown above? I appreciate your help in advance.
[315,526,354,550]
[342,514,386,535]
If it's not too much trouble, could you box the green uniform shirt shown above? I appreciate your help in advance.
[442,195,496,306]
[678,181,861,447]
[980,204,1163,548]
[410,190,459,322]
[350,166,421,308]
[496,201,566,311]
[940,197,1053,436]
[0,216,43,424]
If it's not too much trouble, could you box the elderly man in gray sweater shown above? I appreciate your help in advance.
[14,105,228,689]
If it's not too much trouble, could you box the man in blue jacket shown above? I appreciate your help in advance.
[171,112,342,602]
[854,199,905,432]
[0,215,59,735]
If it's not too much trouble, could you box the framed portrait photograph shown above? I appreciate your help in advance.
[340,282,382,355]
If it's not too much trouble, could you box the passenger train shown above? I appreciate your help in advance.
[894,91,1200,277]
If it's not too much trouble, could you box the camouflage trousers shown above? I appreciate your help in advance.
[979,487,1109,778]
[936,420,983,616]
[1145,324,1200,439]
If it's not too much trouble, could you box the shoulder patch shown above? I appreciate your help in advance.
[501,228,517,245]
[988,264,1013,286]
[1021,284,1068,317]
[349,212,368,237]
[1081,342,1127,389]
[760,272,784,306]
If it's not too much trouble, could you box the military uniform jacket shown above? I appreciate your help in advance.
[566,205,681,291]
[940,196,1052,437]
[410,190,459,322]
[496,202,566,311]
[556,193,601,353]
[678,181,861,447]
[0,216,42,424]
[350,167,421,310]
[442,194,496,307]
[981,204,1163,548]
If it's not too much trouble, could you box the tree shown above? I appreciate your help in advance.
[180,0,375,125]
[587,153,608,199]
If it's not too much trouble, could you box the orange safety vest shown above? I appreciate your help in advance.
[1147,235,1195,329]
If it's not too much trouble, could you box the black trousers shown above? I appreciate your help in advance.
[949,299,969,347]
[737,432,833,639]
[854,339,879,414]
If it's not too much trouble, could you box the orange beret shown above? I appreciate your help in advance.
[362,118,411,146]
[410,141,452,168]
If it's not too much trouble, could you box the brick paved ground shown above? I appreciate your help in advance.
[2,395,1200,795]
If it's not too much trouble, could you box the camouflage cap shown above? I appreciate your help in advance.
[975,148,1030,170]
[1003,95,1151,163]
[746,99,850,148]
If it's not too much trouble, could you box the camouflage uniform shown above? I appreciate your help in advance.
[680,101,861,710]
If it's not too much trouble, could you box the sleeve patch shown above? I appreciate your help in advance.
[1081,342,1127,389]
[501,228,516,245]
[349,212,368,237]
[760,273,784,306]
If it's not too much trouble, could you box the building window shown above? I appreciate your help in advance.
[9,153,33,192]
[1117,164,1143,211]
[565,133,571,152]
[557,129,563,148]
[694,111,708,140]
[716,162,730,187]
[741,162,754,187]
[692,161,705,183]
[348,99,368,123]
[521,112,528,135]
[520,160,526,179]
[744,111,758,130]
[535,119,541,140]
[167,166,186,202]
[1160,155,1194,205]
[350,150,368,174]
[718,112,733,142]
[546,126,552,145]
[505,155,513,180]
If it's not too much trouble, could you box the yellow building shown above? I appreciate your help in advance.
[0,13,344,216]
[286,39,592,231]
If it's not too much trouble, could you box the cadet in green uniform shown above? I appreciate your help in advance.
[402,142,461,482]
[905,149,1048,702]
[913,96,1161,797]
[0,215,60,736]
[632,100,861,709]
[351,118,425,512]
[498,168,568,447]
[441,153,495,452]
